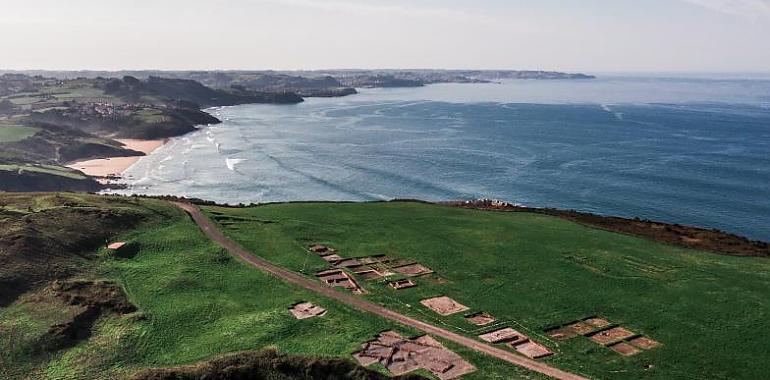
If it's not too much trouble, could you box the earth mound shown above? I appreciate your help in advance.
[0,194,169,306]
[130,349,427,380]
[35,280,137,352]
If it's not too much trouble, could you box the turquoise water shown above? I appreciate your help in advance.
[118,77,770,240]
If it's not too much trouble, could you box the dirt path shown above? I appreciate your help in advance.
[173,202,590,380]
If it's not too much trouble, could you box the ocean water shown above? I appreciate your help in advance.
[117,76,770,240]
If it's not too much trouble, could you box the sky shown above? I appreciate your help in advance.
[1,0,769,72]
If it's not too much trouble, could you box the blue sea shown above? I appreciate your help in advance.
[116,76,770,240]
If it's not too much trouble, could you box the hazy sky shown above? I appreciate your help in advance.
[2,0,769,72]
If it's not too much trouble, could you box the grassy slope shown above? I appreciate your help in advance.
[0,125,40,143]
[0,193,176,377]
[2,80,122,111]
[0,196,540,380]
[0,164,87,179]
[202,201,770,380]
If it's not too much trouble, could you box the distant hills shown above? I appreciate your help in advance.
[4,69,594,90]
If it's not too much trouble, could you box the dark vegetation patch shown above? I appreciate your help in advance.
[0,167,102,192]
[28,104,221,141]
[34,280,136,352]
[0,193,172,306]
[113,241,141,259]
[130,350,426,380]
[103,76,303,107]
[0,121,139,164]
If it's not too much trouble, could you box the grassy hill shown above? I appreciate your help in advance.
[202,201,770,380]
[3,194,767,379]
[0,194,537,380]
[0,165,102,192]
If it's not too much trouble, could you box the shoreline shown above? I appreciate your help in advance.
[66,139,167,179]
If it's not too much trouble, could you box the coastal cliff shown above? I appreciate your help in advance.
[0,73,307,192]
[0,169,102,192]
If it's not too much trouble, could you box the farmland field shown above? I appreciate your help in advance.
[0,125,39,143]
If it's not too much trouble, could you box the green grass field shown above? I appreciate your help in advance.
[1,197,541,380]
[4,196,768,379]
[0,164,87,180]
[201,201,770,380]
[133,108,169,124]
[0,125,39,143]
[0,80,121,109]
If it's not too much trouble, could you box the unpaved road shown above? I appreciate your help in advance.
[174,202,590,380]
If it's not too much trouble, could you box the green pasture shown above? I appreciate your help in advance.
[203,201,770,380]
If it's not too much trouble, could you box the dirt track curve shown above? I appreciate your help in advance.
[173,202,590,380]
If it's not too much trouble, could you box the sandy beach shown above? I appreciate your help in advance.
[67,139,166,178]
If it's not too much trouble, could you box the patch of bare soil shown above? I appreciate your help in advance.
[441,200,769,257]
[545,317,661,356]
[546,316,612,340]
[583,317,611,328]
[289,301,327,320]
[478,328,527,344]
[337,258,364,268]
[564,321,597,336]
[393,263,434,277]
[628,336,661,350]
[608,342,641,356]
[588,327,636,346]
[465,312,496,326]
[509,340,553,359]
[358,255,391,265]
[132,349,427,380]
[477,328,552,359]
[308,244,336,255]
[323,254,343,263]
[389,279,417,290]
[107,241,126,250]
[35,280,136,352]
[316,269,366,294]
[307,247,435,285]
[353,331,476,380]
[546,326,579,341]
[420,296,469,316]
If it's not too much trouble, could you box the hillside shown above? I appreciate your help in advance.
[3,194,769,380]
[0,193,437,380]
[0,165,102,192]
[102,76,304,107]
[3,69,596,93]
[202,201,770,380]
